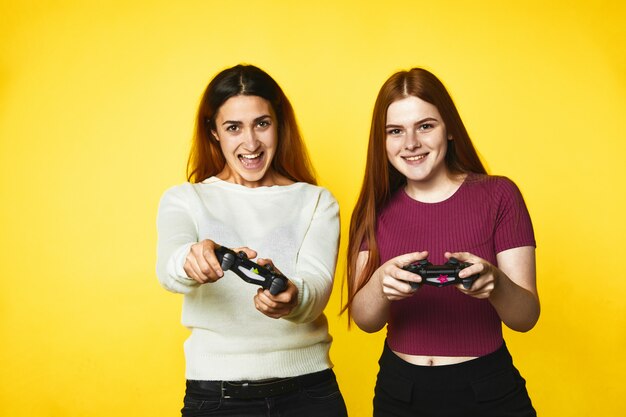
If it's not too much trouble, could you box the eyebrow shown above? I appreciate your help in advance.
[221,114,272,126]
[385,117,439,128]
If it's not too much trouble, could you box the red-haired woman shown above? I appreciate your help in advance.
[157,64,347,417]
[345,68,539,416]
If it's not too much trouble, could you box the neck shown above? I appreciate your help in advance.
[404,172,466,203]
[216,167,293,188]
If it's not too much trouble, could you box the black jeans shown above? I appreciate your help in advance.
[182,369,348,417]
[374,341,536,417]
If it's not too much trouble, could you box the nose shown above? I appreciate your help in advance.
[242,127,260,150]
[403,131,421,151]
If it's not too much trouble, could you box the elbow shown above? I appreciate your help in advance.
[511,322,536,333]
[352,313,386,333]
[508,308,540,333]
[356,322,385,333]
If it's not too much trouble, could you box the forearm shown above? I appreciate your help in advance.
[351,272,391,333]
[156,242,199,294]
[490,272,540,332]
[282,272,333,323]
[156,186,200,294]
[283,188,339,323]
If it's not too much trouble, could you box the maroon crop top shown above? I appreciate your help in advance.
[375,174,536,357]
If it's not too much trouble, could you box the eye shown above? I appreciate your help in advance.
[225,124,239,132]
[386,128,402,136]
[418,123,434,131]
[257,120,271,128]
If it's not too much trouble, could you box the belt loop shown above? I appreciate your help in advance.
[220,381,230,399]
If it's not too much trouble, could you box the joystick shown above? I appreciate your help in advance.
[402,257,479,290]
[214,246,288,295]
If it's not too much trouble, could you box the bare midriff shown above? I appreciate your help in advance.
[393,350,478,366]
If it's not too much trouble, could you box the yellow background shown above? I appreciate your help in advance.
[1,0,625,415]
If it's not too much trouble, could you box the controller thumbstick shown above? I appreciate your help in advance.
[269,277,287,295]
[221,252,235,270]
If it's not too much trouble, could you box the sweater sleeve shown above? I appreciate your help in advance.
[283,188,340,324]
[156,185,200,294]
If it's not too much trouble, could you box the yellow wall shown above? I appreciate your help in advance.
[1,0,624,415]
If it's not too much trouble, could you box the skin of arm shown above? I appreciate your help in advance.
[351,250,428,333]
[352,246,539,334]
[450,246,540,332]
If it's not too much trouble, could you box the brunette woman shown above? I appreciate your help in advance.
[157,64,347,417]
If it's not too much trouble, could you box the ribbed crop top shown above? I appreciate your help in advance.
[375,174,535,357]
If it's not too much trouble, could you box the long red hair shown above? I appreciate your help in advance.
[344,68,487,318]
[187,64,316,185]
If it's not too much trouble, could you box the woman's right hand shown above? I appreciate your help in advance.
[377,251,429,301]
[184,240,257,285]
[352,250,428,333]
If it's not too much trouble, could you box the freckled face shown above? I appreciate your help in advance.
[212,95,278,187]
[385,96,451,189]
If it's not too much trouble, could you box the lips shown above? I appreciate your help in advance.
[402,153,428,162]
[238,152,265,169]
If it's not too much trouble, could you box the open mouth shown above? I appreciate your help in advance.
[238,152,265,169]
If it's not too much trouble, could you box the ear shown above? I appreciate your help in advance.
[211,130,220,142]
[447,135,453,141]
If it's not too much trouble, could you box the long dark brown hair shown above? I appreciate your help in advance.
[187,64,316,185]
[344,68,487,317]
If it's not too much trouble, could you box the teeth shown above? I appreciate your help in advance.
[240,153,261,159]
[405,155,426,161]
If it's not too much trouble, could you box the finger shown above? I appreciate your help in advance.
[233,246,257,260]
[458,262,484,279]
[254,292,285,318]
[382,275,416,296]
[200,245,224,278]
[445,251,472,262]
[256,258,273,267]
[395,268,423,286]
[183,263,201,283]
[256,289,281,309]
[394,251,429,267]
[189,243,216,280]
[457,278,493,298]
[383,287,414,301]
[184,256,209,284]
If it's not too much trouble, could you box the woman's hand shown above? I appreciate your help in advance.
[446,248,540,332]
[350,250,428,333]
[184,240,256,284]
[377,251,429,301]
[444,251,498,299]
[253,259,299,319]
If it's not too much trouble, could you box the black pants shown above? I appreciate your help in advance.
[182,369,348,417]
[374,341,536,417]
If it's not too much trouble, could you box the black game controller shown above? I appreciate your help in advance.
[214,246,288,295]
[402,257,479,290]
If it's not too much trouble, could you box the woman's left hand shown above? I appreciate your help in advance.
[253,259,299,319]
[445,251,499,299]
[446,247,540,332]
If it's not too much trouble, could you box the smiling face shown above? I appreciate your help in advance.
[385,96,452,194]
[211,95,279,187]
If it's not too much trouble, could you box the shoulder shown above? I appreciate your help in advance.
[465,174,524,198]
[291,183,338,204]
[159,182,196,203]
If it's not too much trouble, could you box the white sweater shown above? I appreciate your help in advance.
[156,177,340,380]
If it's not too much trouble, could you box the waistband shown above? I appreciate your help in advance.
[187,369,335,399]
[379,341,515,388]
